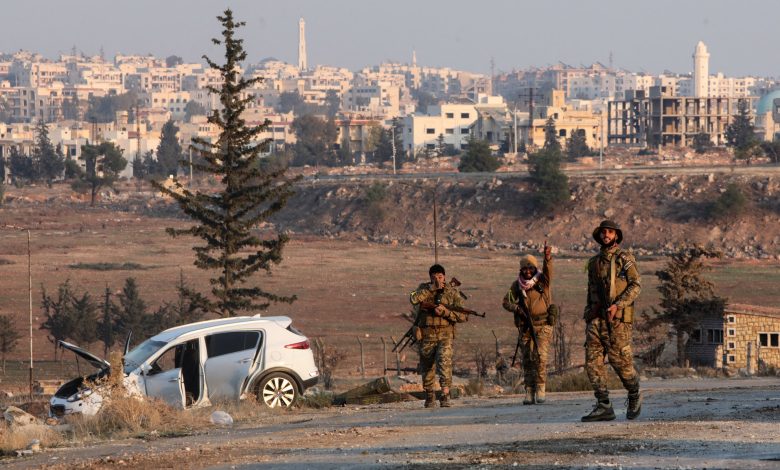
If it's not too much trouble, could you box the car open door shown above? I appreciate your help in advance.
[142,345,184,408]
[203,331,262,401]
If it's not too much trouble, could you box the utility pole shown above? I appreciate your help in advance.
[27,230,33,400]
[513,105,518,155]
[135,103,141,171]
[391,123,397,175]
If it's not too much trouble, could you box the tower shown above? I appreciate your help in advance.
[693,41,709,98]
[298,18,307,72]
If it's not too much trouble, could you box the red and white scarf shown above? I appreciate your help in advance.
[518,272,542,296]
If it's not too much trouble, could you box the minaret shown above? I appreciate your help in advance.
[298,18,307,72]
[412,50,417,68]
[693,41,709,98]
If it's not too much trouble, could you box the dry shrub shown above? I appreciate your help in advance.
[1,424,63,454]
[66,396,178,439]
[464,377,485,396]
[312,338,346,390]
[643,367,697,379]
[546,369,623,393]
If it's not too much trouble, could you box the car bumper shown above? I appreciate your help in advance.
[302,376,319,390]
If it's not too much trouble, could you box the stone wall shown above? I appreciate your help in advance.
[724,313,780,371]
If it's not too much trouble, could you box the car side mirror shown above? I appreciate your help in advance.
[141,363,152,375]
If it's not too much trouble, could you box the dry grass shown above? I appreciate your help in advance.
[0,422,63,455]
[545,369,623,393]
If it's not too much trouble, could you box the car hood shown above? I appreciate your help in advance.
[58,340,110,371]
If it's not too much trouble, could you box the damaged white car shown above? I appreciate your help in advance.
[50,316,319,417]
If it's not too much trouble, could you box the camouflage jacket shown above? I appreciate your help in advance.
[502,257,552,327]
[410,282,467,328]
[584,246,641,323]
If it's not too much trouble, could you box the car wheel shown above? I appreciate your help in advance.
[257,372,299,408]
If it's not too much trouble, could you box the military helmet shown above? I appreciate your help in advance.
[592,219,623,245]
[519,254,539,270]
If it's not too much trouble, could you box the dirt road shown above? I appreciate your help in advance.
[6,377,780,469]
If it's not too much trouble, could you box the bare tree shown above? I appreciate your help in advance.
[0,314,22,374]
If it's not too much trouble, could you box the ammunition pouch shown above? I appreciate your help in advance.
[546,304,559,326]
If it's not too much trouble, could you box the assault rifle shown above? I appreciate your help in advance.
[511,301,539,367]
[418,301,486,319]
[392,279,484,354]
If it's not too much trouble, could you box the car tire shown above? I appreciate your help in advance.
[256,372,299,408]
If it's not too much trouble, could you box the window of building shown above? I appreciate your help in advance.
[760,333,780,348]
[727,328,735,337]
[727,315,736,323]
[426,128,435,134]
[461,128,470,134]
[706,329,723,344]
[559,129,566,137]
[690,329,702,344]
[728,355,735,363]
[727,341,735,349]
[426,144,436,150]
[460,113,470,119]
[445,128,454,135]
[446,113,454,119]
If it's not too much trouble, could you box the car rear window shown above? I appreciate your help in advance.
[205,331,260,358]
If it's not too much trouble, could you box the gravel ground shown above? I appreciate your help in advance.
[4,377,780,469]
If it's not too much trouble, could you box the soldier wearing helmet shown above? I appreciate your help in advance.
[502,242,554,405]
[581,220,642,422]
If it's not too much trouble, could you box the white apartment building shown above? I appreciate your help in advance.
[342,81,400,118]
[141,91,192,120]
[402,102,478,155]
[9,60,68,87]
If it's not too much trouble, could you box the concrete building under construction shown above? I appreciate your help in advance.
[608,85,749,148]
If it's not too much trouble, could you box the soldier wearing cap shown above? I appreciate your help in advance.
[409,264,468,408]
[581,220,642,422]
[502,243,554,405]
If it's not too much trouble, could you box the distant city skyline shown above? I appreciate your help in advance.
[1,0,777,77]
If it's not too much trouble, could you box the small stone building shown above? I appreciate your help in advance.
[686,303,780,372]
[722,304,780,373]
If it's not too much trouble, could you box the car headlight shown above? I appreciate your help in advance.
[68,388,93,402]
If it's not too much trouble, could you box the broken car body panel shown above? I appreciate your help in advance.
[51,315,318,417]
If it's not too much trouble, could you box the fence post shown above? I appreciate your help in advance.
[356,336,365,379]
[391,336,401,376]
[381,337,387,376]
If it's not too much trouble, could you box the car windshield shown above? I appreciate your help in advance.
[123,339,167,374]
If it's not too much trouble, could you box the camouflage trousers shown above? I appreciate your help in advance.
[584,319,639,399]
[419,327,454,392]
[521,324,553,387]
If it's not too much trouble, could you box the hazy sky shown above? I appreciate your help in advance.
[2,0,776,77]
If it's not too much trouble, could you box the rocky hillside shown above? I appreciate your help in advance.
[271,172,780,259]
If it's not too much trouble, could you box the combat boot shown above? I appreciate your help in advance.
[535,384,546,404]
[581,400,616,422]
[424,392,437,408]
[439,393,451,408]
[522,386,535,405]
[626,391,642,420]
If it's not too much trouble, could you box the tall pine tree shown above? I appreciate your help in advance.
[528,117,569,211]
[152,9,299,316]
[33,120,65,183]
[154,119,184,177]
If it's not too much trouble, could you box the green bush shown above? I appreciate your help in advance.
[710,183,746,219]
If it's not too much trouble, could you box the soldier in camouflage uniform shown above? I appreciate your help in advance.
[581,220,642,422]
[502,244,554,405]
[410,264,468,408]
